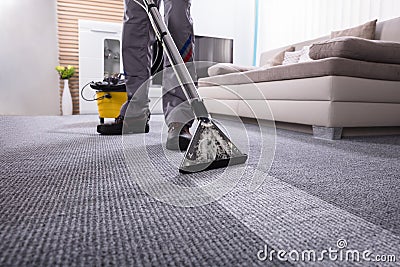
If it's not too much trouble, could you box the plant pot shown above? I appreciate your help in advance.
[62,79,73,115]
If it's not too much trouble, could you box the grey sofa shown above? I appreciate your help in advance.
[197,17,400,139]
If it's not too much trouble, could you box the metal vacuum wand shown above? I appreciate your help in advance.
[145,0,209,121]
[144,0,248,173]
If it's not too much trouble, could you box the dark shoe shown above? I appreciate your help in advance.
[97,115,124,135]
[97,114,150,135]
[166,122,192,151]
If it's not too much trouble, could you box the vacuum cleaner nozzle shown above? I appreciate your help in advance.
[179,119,248,173]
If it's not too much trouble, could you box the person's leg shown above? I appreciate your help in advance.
[162,0,196,149]
[120,0,153,118]
[97,0,155,135]
[162,0,196,127]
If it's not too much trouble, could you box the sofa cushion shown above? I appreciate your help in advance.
[310,36,400,64]
[263,46,295,67]
[282,50,303,65]
[198,57,400,87]
[331,19,377,39]
[298,46,313,63]
[207,63,258,77]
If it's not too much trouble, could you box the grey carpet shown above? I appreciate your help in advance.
[0,115,399,267]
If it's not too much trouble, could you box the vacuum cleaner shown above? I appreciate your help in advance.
[81,74,128,124]
[81,41,164,124]
[139,0,248,173]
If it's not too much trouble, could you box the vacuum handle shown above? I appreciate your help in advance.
[145,0,209,120]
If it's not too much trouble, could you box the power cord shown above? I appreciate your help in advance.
[132,0,164,75]
[80,82,112,102]
[133,0,147,11]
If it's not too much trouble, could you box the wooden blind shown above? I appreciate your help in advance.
[56,0,124,114]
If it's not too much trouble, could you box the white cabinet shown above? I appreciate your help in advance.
[78,20,123,114]
[78,19,163,115]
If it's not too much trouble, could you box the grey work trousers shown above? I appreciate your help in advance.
[120,0,196,126]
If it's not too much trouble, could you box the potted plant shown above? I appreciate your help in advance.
[56,65,75,115]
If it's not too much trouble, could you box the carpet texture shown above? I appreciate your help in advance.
[0,115,399,267]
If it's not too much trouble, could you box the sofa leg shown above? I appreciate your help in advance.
[312,126,343,140]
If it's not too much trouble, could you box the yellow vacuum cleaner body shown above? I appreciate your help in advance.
[81,75,127,124]
[96,91,127,120]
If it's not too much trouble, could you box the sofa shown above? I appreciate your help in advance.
[197,17,400,139]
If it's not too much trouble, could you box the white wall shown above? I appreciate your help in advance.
[256,0,400,64]
[191,0,256,66]
[0,0,59,115]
